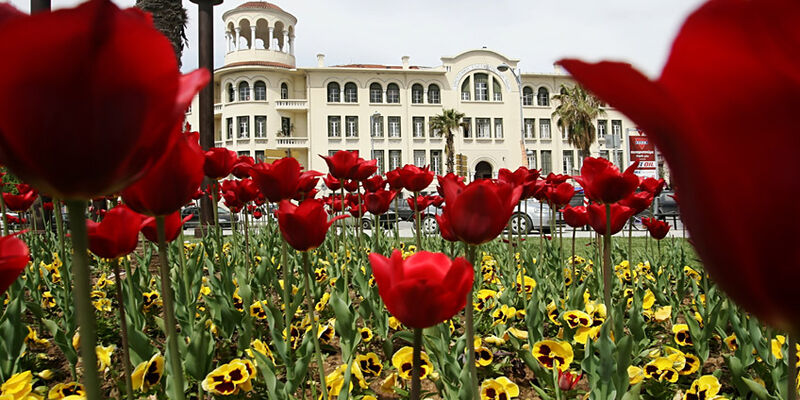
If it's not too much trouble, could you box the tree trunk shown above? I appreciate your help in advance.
[136,0,188,67]
[445,129,455,174]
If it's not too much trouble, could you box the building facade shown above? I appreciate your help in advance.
[185,1,639,181]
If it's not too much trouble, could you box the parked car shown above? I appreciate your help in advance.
[341,211,398,230]
[656,190,679,216]
[181,205,237,229]
[508,198,557,234]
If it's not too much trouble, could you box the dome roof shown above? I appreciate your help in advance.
[235,2,285,12]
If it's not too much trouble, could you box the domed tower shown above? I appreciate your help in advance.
[221,2,297,68]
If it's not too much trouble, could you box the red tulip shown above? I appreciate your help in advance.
[364,189,397,215]
[559,0,800,332]
[14,184,36,196]
[204,148,238,180]
[320,150,360,180]
[0,233,29,295]
[369,250,474,329]
[573,158,639,204]
[42,202,54,212]
[498,167,529,188]
[231,155,255,179]
[86,205,145,259]
[249,157,301,203]
[348,203,367,218]
[350,158,378,181]
[642,218,670,240]
[399,164,434,192]
[431,195,445,208]
[385,169,404,191]
[342,179,359,193]
[252,210,263,220]
[322,174,341,191]
[440,179,522,245]
[276,199,348,251]
[436,173,465,198]
[296,170,323,195]
[436,212,458,242]
[544,182,574,208]
[406,195,435,212]
[0,0,208,199]
[2,191,36,212]
[562,205,589,228]
[586,203,635,235]
[618,191,654,214]
[362,175,386,193]
[557,370,582,391]
[141,211,192,243]
[545,173,571,185]
[122,129,204,216]
[221,179,259,205]
[639,177,666,197]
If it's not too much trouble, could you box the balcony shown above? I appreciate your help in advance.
[214,104,222,114]
[275,137,309,148]
[275,99,308,111]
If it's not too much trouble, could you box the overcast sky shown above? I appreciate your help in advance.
[8,0,707,77]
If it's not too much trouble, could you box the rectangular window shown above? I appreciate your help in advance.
[563,150,575,175]
[597,119,607,138]
[389,150,402,170]
[494,118,503,139]
[255,115,266,138]
[328,150,338,157]
[328,88,339,103]
[413,150,426,167]
[370,115,384,138]
[370,87,382,103]
[372,150,385,174]
[255,85,266,101]
[281,117,291,136]
[237,116,249,138]
[462,117,471,138]
[474,75,488,101]
[600,150,610,160]
[541,150,552,175]
[429,89,440,104]
[345,116,358,137]
[430,150,442,175]
[412,90,423,104]
[527,151,537,169]
[476,118,491,138]
[539,118,551,139]
[388,116,401,138]
[226,117,233,139]
[327,116,341,137]
[614,150,625,170]
[413,117,425,138]
[611,120,622,136]
[255,150,265,162]
[524,118,535,139]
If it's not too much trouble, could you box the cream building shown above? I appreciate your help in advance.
[185,1,640,181]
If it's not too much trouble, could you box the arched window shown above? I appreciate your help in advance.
[370,83,383,103]
[327,82,340,102]
[227,83,235,102]
[344,82,358,103]
[238,81,250,101]
[474,73,488,101]
[522,86,534,106]
[411,84,423,104]
[254,81,266,101]
[428,84,440,104]
[461,77,470,101]
[492,78,502,101]
[537,87,550,106]
[280,82,289,99]
[386,83,400,103]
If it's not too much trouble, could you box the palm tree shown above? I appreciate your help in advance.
[429,109,465,174]
[136,0,188,67]
[552,84,605,158]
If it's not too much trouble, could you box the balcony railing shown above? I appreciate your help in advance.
[275,137,309,148]
[214,104,222,114]
[275,99,308,110]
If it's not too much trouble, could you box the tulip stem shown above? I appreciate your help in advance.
[410,327,423,400]
[373,214,380,253]
[156,216,185,400]
[627,217,633,261]
[0,189,7,237]
[340,187,348,290]
[280,237,293,386]
[413,191,422,251]
[538,202,544,264]
[464,244,479,400]
[53,198,72,332]
[789,335,797,400]
[602,203,613,332]
[394,196,400,246]
[571,227,577,284]
[65,200,102,400]
[110,258,134,400]
[302,251,328,400]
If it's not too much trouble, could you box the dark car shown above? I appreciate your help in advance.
[181,205,237,229]
[656,191,679,216]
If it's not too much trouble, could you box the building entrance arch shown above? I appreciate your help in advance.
[474,161,493,180]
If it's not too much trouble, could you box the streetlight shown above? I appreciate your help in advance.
[497,63,528,168]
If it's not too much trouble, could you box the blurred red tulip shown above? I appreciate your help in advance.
[557,370,582,391]
[252,210,263,219]
[545,173,570,185]
[639,177,666,197]
[545,182,575,208]
[0,0,208,199]
[320,150,360,180]
[406,195,435,212]
[276,199,348,251]
[586,203,635,235]
[436,173,465,198]
[363,175,386,193]
[231,155,255,179]
[618,191,654,214]
[249,157,301,203]
[385,169,404,191]
[369,250,473,329]
[204,148,238,180]
[0,233,29,295]
[86,205,144,259]
[364,189,397,215]
[348,203,367,218]
[399,164,434,192]
[2,191,36,212]
[351,158,378,181]
[342,179,359,193]
[573,158,639,204]
[122,130,204,216]
[562,205,589,228]
[436,212,458,242]
[141,211,191,243]
[642,218,670,240]
[323,174,341,191]
[296,171,323,195]
[440,179,522,245]
[559,0,800,332]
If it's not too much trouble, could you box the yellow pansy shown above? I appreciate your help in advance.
[643,289,656,310]
[532,340,573,371]
[480,376,519,400]
[563,310,593,329]
[772,335,786,359]
[628,366,644,384]
[474,289,498,311]
[724,333,738,352]
[95,344,115,373]
[355,352,383,378]
[48,382,85,399]
[673,324,693,346]
[392,346,433,380]
[131,353,164,392]
[359,327,373,343]
[643,357,679,382]
[654,305,672,322]
[315,292,330,312]
[474,338,493,367]
[249,300,268,320]
[684,375,723,400]
[1,371,34,399]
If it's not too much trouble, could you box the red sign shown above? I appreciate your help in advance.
[628,134,657,178]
